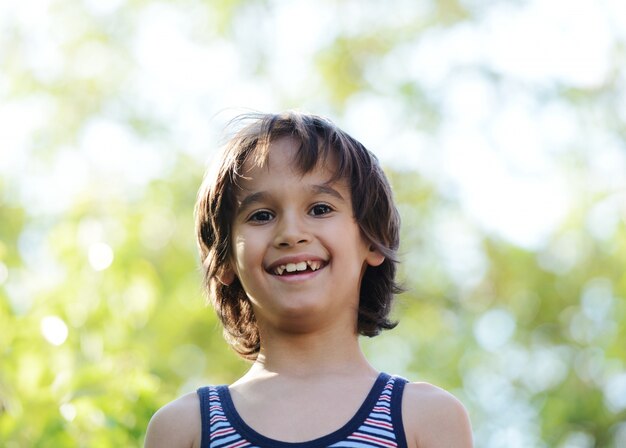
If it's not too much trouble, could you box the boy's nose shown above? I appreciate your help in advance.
[273,214,311,248]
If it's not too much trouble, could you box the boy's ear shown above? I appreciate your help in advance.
[365,246,385,267]
[217,266,236,286]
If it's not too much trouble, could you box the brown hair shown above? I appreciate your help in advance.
[195,111,402,359]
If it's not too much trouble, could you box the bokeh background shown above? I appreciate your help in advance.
[1,0,626,446]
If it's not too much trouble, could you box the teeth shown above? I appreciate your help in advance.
[272,260,324,275]
[307,260,321,271]
[296,261,307,271]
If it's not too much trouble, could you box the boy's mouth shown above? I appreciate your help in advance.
[269,260,326,276]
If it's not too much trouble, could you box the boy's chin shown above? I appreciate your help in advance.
[262,304,355,333]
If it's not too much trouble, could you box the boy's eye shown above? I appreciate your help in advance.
[249,210,274,222]
[309,204,333,216]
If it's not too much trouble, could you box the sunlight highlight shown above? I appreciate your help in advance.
[40,315,68,346]
[474,309,516,351]
[60,403,77,422]
[0,262,8,284]
[88,242,114,271]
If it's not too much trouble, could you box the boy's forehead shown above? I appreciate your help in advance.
[235,163,344,192]
[239,136,340,180]
[234,141,348,196]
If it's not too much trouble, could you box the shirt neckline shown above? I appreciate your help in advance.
[216,372,391,448]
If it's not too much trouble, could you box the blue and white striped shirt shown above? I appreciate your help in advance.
[197,373,408,448]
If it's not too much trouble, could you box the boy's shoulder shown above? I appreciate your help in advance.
[401,381,473,447]
[144,392,201,448]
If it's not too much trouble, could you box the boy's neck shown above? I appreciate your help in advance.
[243,329,376,379]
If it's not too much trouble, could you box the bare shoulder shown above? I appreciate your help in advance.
[401,382,473,448]
[144,392,202,448]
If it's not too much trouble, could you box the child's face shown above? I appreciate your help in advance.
[220,137,384,333]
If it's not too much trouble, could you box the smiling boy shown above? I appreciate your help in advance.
[222,136,383,338]
[145,112,473,447]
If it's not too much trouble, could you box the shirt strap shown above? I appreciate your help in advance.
[390,376,409,448]
[197,386,212,448]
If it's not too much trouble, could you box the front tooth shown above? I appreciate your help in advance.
[285,263,297,272]
[296,261,307,271]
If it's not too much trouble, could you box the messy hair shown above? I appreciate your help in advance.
[195,111,402,360]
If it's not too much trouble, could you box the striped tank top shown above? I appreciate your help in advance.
[197,372,408,448]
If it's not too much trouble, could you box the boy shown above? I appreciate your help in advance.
[145,112,473,447]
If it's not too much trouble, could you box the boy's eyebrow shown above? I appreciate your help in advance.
[236,191,269,212]
[236,184,346,212]
[309,184,345,201]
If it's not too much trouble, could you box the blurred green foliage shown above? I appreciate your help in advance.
[1,0,626,447]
